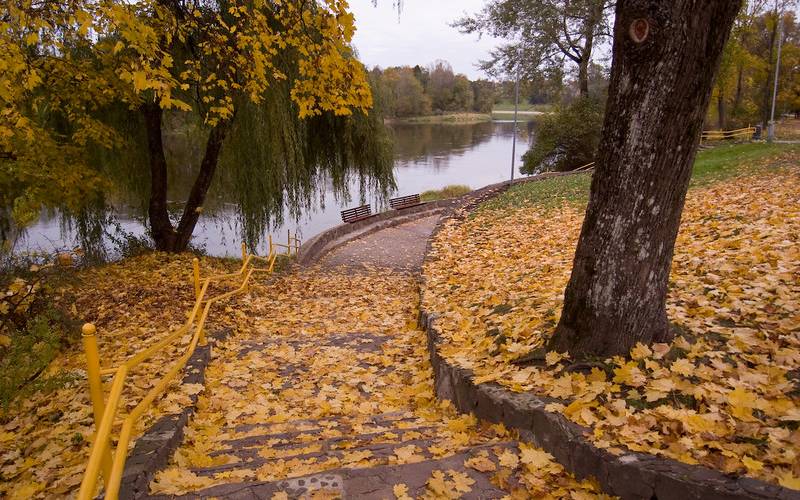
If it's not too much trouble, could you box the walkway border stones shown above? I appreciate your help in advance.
[117,328,231,500]
[418,173,800,500]
[296,200,457,266]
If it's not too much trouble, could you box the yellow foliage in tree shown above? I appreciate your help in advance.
[0,0,372,236]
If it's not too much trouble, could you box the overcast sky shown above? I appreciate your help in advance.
[349,0,503,80]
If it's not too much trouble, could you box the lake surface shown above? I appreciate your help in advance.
[17,120,535,257]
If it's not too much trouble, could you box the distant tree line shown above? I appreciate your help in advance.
[459,0,800,174]
[710,2,800,130]
[370,61,496,118]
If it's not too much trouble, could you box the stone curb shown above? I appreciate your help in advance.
[295,171,579,267]
[117,328,232,500]
[296,199,457,266]
[417,173,800,500]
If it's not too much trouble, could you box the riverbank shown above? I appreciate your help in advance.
[387,113,492,124]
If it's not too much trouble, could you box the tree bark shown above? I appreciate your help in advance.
[577,57,590,97]
[548,0,742,359]
[142,102,230,253]
[142,103,177,252]
[173,122,229,251]
[733,66,744,116]
[762,14,778,128]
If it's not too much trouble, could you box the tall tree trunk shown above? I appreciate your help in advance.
[577,57,590,97]
[733,65,744,116]
[142,103,177,252]
[173,123,229,251]
[718,90,727,130]
[142,102,230,253]
[548,0,741,359]
[762,14,778,128]
[577,0,605,97]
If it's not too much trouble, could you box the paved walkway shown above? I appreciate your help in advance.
[145,214,595,498]
[146,271,532,499]
[320,215,440,272]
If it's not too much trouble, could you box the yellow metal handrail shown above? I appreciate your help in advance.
[268,229,301,256]
[701,126,756,141]
[78,233,298,500]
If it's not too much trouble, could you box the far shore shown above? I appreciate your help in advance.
[385,113,492,124]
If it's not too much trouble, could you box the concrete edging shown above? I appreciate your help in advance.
[296,200,458,266]
[417,172,800,500]
[296,171,580,267]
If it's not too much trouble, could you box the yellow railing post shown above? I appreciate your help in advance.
[241,242,247,262]
[81,323,113,488]
[287,229,291,255]
[192,258,201,301]
[268,234,273,256]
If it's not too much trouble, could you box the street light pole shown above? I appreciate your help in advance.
[510,59,520,181]
[768,11,784,142]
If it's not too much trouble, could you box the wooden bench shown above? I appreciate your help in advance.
[341,204,372,223]
[389,194,421,210]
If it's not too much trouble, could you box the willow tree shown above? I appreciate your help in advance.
[1,0,394,253]
[548,0,742,358]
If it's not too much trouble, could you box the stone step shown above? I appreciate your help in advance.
[191,438,443,476]
[214,425,437,454]
[150,442,517,499]
[224,411,423,439]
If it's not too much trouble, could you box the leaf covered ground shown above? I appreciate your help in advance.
[150,269,608,498]
[0,253,240,498]
[422,145,800,489]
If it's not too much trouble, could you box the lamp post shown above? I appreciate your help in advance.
[510,57,521,181]
[768,11,784,142]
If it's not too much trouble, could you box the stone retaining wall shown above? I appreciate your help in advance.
[296,172,579,266]
[418,172,800,500]
[296,199,456,266]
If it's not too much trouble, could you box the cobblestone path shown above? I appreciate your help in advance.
[145,222,600,498]
[320,215,441,272]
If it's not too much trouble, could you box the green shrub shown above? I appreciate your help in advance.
[522,96,604,175]
[420,185,472,201]
[0,255,79,408]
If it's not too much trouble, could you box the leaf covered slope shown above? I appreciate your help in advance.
[150,269,608,498]
[422,146,800,488]
[0,253,239,498]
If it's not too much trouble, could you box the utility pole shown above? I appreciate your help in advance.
[768,9,784,142]
[510,57,521,181]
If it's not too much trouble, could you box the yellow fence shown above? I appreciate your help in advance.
[701,126,756,141]
[78,233,300,500]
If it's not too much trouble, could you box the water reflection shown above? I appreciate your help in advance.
[17,120,536,257]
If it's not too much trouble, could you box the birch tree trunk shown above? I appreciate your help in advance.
[548,0,742,359]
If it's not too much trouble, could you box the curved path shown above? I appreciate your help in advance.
[142,211,599,499]
[319,215,441,272]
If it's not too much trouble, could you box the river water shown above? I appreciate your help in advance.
[17,120,534,257]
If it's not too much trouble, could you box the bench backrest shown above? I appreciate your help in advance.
[389,194,421,209]
[341,204,372,223]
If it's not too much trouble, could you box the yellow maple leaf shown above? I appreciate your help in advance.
[779,470,800,490]
[496,449,519,469]
[741,456,764,473]
[448,469,475,493]
[727,386,757,421]
[519,444,556,469]
[630,342,652,360]
[393,482,412,500]
[464,453,496,472]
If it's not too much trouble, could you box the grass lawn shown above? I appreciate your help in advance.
[492,100,553,113]
[482,142,800,212]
